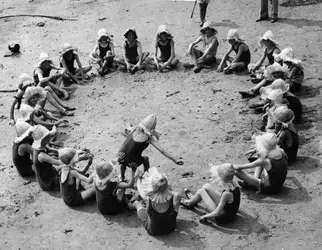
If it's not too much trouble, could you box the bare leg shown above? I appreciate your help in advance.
[74,66,92,77]
[234,170,261,189]
[81,186,96,201]
[251,79,268,93]
[254,166,264,179]
[44,87,66,112]
[202,183,222,205]
[44,87,71,109]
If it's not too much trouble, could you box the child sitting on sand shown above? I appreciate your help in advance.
[239,62,288,98]
[274,47,304,93]
[21,86,74,117]
[90,29,115,76]
[58,148,95,206]
[248,30,281,81]
[270,106,299,163]
[115,28,150,74]
[32,125,62,191]
[33,52,69,100]
[95,161,136,215]
[233,132,288,194]
[9,74,74,125]
[12,121,35,177]
[184,21,219,73]
[149,25,179,72]
[130,167,182,235]
[18,103,68,129]
[117,114,183,181]
[59,43,92,86]
[217,29,251,74]
[181,163,240,224]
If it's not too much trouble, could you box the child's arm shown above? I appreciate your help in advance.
[251,49,267,72]
[153,42,160,68]
[199,37,217,59]
[217,46,233,71]
[45,146,59,155]
[32,116,58,128]
[38,152,63,166]
[70,170,93,184]
[163,40,175,67]
[200,192,231,220]
[61,58,79,83]
[9,91,22,124]
[233,158,265,170]
[118,168,136,189]
[150,138,183,165]
[75,155,93,175]
[89,45,100,61]
[231,43,248,64]
[18,143,34,156]
[288,66,298,80]
[136,41,143,66]
[187,37,202,53]
[109,42,115,56]
[122,41,131,68]
[75,54,85,80]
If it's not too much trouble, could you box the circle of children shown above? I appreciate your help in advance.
[9,21,303,236]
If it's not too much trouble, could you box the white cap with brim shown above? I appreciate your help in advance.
[38,52,52,67]
[137,167,173,203]
[60,43,77,56]
[255,132,282,159]
[14,121,34,143]
[209,163,236,190]
[22,86,46,105]
[31,125,56,150]
[274,47,301,65]
[259,30,279,46]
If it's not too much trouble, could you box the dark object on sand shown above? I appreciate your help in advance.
[8,43,20,53]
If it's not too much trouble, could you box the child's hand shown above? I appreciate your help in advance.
[57,119,69,126]
[129,162,137,171]
[217,67,223,73]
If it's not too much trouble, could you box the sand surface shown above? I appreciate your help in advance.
[1,0,322,249]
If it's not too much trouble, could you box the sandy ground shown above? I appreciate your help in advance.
[1,0,322,249]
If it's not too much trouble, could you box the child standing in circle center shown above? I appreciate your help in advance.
[150,25,179,72]
[117,114,183,181]
[90,29,115,76]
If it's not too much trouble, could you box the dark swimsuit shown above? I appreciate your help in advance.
[278,128,299,163]
[118,131,149,167]
[232,42,251,67]
[60,171,83,206]
[260,154,288,194]
[98,43,111,59]
[267,47,279,65]
[33,149,60,191]
[158,40,172,62]
[95,181,124,215]
[12,141,34,177]
[33,66,52,86]
[287,65,304,93]
[125,41,139,64]
[215,188,241,224]
[284,92,302,123]
[60,53,76,75]
[139,197,177,235]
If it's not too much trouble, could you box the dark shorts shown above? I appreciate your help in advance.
[215,210,236,224]
[196,50,216,65]
[260,176,281,194]
[137,208,178,235]
[127,57,139,65]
